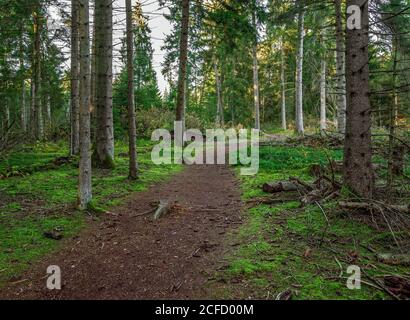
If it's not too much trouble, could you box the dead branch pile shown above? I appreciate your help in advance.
[262,173,341,208]
[259,160,410,245]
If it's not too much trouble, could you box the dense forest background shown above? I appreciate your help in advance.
[1,0,409,141]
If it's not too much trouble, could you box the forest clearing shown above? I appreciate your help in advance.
[1,0,410,304]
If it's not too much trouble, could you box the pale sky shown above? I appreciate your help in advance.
[49,0,171,94]
[114,0,171,93]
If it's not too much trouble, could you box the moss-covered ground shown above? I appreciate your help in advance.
[0,141,181,285]
[211,144,410,300]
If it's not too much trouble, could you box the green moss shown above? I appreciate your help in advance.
[214,145,409,300]
[0,213,85,282]
[0,140,182,286]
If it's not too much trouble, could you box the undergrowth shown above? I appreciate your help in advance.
[211,145,409,300]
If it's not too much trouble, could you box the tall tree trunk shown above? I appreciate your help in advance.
[90,19,97,141]
[33,10,43,140]
[320,58,327,131]
[343,0,374,198]
[295,5,305,135]
[335,0,347,133]
[175,0,190,128]
[30,79,35,133]
[93,0,115,168]
[280,37,287,130]
[214,60,223,126]
[78,0,92,210]
[19,33,26,131]
[5,101,10,129]
[387,34,399,195]
[126,0,138,179]
[46,94,51,128]
[252,5,260,130]
[320,33,327,132]
[70,0,80,156]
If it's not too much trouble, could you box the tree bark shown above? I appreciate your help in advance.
[5,101,10,129]
[295,5,305,135]
[71,0,80,156]
[320,34,327,132]
[78,0,92,210]
[252,5,260,130]
[126,0,138,180]
[343,0,374,198]
[30,79,35,133]
[280,37,287,130]
[93,0,115,168]
[175,0,190,128]
[335,0,347,133]
[90,18,97,141]
[387,34,399,195]
[320,58,327,131]
[33,10,43,140]
[214,60,223,126]
[19,33,26,132]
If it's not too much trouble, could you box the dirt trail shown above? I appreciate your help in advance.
[0,164,243,300]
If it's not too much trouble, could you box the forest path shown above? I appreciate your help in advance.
[0,163,243,300]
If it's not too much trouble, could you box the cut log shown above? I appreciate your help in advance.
[262,181,298,194]
[377,253,410,266]
[339,201,409,213]
[153,200,172,220]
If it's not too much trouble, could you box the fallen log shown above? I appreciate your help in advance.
[262,181,299,194]
[377,253,410,266]
[339,201,410,213]
[153,200,173,220]
[246,196,299,208]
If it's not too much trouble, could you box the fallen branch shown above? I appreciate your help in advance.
[289,176,314,192]
[339,201,409,214]
[246,196,299,207]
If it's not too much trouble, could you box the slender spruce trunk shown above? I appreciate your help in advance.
[126,0,138,179]
[78,0,92,210]
[280,37,287,130]
[335,0,347,133]
[387,34,399,196]
[320,33,327,132]
[33,10,43,140]
[252,5,260,130]
[214,60,223,126]
[175,0,190,130]
[70,0,80,155]
[19,33,26,131]
[295,5,305,134]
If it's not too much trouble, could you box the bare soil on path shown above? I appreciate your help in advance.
[0,164,243,300]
